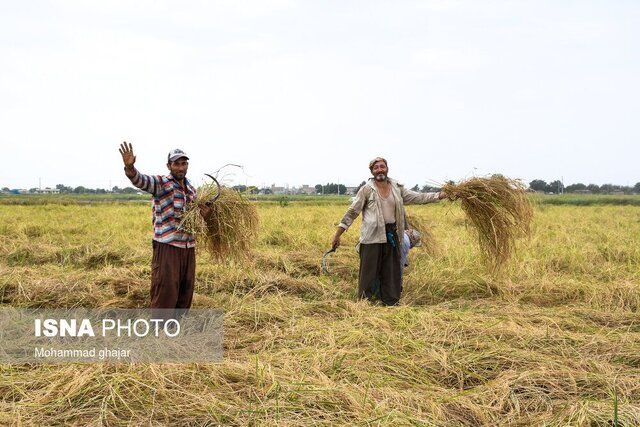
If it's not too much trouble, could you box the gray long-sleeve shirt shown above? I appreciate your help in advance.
[339,178,440,248]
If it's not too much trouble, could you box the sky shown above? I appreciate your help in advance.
[1,0,639,190]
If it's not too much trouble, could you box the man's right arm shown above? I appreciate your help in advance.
[124,165,136,180]
[332,185,368,248]
[119,141,159,195]
[127,169,160,195]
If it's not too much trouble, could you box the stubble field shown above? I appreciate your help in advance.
[0,196,639,426]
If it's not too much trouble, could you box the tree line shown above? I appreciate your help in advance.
[528,180,640,194]
[4,180,639,195]
[0,184,143,194]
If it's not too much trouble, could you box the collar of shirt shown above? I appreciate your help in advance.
[168,174,196,202]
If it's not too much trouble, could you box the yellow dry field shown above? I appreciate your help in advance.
[0,200,639,426]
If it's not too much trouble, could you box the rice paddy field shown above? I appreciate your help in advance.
[0,195,639,426]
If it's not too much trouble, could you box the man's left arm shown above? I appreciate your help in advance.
[401,186,446,205]
[188,185,212,219]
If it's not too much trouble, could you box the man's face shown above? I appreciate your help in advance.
[371,161,388,182]
[167,158,189,181]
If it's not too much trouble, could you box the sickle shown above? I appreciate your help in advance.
[204,173,222,205]
[321,247,337,275]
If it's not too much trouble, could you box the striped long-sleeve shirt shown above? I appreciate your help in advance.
[129,170,197,248]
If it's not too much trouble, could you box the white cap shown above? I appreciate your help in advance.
[168,148,189,162]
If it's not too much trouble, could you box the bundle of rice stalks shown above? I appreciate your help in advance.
[180,182,259,261]
[441,175,533,271]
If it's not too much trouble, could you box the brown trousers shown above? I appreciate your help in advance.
[151,241,196,309]
[358,224,402,306]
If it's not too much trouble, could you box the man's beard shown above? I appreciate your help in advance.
[374,173,387,182]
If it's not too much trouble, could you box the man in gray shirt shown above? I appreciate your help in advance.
[332,157,445,305]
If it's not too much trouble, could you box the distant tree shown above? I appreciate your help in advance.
[56,184,72,193]
[356,181,366,193]
[111,186,121,193]
[411,184,420,192]
[529,180,547,192]
[29,188,38,193]
[1,187,9,192]
[634,182,640,194]
[565,183,586,192]
[315,184,322,194]
[232,185,248,193]
[421,184,440,192]
[122,187,138,194]
[73,186,87,194]
[600,183,614,194]
[587,184,600,194]
[548,180,564,194]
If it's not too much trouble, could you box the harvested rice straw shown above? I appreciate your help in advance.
[405,214,439,256]
[441,175,533,271]
[179,182,259,261]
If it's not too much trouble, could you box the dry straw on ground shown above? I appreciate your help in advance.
[1,201,639,425]
[442,175,533,272]
[179,183,259,260]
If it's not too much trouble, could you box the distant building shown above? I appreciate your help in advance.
[299,185,315,195]
[38,187,60,194]
[270,185,288,195]
[345,186,359,195]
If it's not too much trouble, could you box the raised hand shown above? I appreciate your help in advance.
[119,141,136,169]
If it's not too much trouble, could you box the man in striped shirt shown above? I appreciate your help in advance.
[119,141,210,310]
